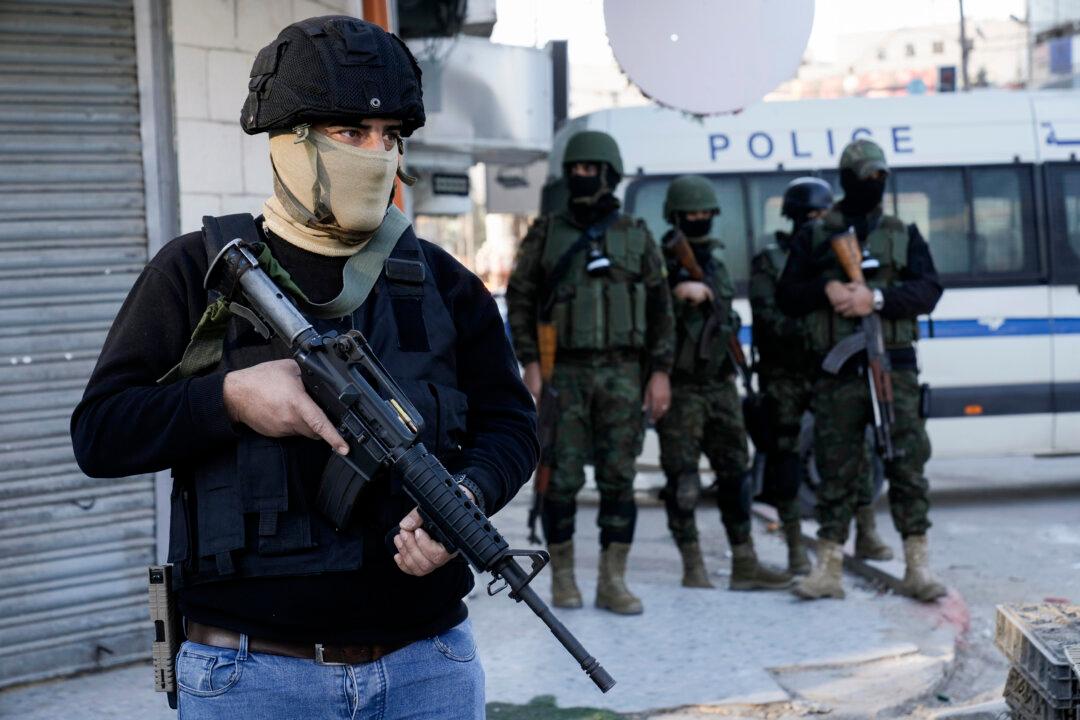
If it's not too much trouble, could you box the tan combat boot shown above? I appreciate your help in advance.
[678,541,714,588]
[547,540,583,608]
[784,521,812,576]
[730,538,794,591]
[899,535,947,602]
[793,539,845,599]
[854,505,895,561]
[595,542,644,614]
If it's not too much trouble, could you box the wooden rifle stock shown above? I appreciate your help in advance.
[829,230,865,285]
[667,232,706,282]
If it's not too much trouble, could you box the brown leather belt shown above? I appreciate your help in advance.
[185,620,410,665]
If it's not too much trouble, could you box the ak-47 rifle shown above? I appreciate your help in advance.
[822,229,896,460]
[527,322,558,544]
[665,233,755,398]
[204,238,614,693]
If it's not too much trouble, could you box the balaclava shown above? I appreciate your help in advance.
[263,126,399,256]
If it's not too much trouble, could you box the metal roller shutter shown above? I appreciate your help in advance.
[0,0,155,687]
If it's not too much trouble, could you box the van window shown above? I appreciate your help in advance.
[1047,164,1080,283]
[969,167,1038,275]
[893,168,970,275]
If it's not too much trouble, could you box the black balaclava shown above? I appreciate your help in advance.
[839,168,886,217]
[567,163,621,224]
[677,213,714,239]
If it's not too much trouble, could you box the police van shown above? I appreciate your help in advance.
[553,90,1080,458]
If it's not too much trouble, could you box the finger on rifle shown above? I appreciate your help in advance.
[414,527,452,566]
[295,395,349,454]
[398,529,436,575]
[399,507,422,531]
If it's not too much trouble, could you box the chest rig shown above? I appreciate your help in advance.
[540,212,648,353]
[166,215,469,587]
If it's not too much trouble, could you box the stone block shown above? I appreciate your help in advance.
[179,193,222,235]
[207,50,253,123]
[293,0,355,20]
[235,0,297,53]
[171,0,236,49]
[240,131,273,196]
[172,46,209,120]
[176,120,244,195]
[219,194,267,216]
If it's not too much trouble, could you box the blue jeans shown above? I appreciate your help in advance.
[176,619,485,719]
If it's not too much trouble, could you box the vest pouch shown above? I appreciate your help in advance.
[193,450,245,576]
[568,281,604,350]
[167,484,191,565]
[428,382,469,456]
[605,282,634,347]
[236,435,316,556]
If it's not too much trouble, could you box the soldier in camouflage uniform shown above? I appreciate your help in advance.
[506,131,675,615]
[656,175,791,591]
[750,178,894,577]
[777,140,947,602]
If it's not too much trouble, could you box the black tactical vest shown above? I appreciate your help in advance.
[167,224,469,588]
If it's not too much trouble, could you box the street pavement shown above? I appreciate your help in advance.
[0,488,965,719]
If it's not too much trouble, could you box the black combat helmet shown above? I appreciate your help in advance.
[781,177,833,220]
[241,16,425,136]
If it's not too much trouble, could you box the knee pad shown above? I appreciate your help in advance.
[675,471,702,512]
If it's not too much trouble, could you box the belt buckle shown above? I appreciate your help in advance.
[314,643,348,666]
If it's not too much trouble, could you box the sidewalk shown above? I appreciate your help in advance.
[0,494,966,719]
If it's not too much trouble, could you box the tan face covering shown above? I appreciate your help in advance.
[263,128,399,256]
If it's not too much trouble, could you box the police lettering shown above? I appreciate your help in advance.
[706,126,915,162]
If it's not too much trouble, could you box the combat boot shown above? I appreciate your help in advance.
[678,541,714,588]
[783,521,812,576]
[595,542,643,614]
[729,538,794,591]
[899,535,947,602]
[547,540,583,608]
[792,540,845,600]
[854,505,895,561]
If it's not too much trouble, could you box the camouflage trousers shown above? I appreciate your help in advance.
[539,360,644,546]
[760,368,813,527]
[656,378,751,546]
[761,368,876,527]
[812,368,931,544]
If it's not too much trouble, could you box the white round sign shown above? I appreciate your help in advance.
[603,0,816,115]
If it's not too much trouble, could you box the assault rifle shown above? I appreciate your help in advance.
[204,238,615,693]
[821,229,896,460]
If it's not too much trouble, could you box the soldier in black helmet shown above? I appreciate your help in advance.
[71,16,537,718]
[751,178,895,578]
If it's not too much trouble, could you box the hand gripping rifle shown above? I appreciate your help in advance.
[205,239,615,693]
[822,229,896,460]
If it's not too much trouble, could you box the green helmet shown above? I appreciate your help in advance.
[840,139,889,179]
[663,175,719,221]
[562,130,624,176]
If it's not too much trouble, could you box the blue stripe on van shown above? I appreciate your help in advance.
[739,317,1080,344]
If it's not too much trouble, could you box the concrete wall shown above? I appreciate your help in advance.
[170,0,355,234]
